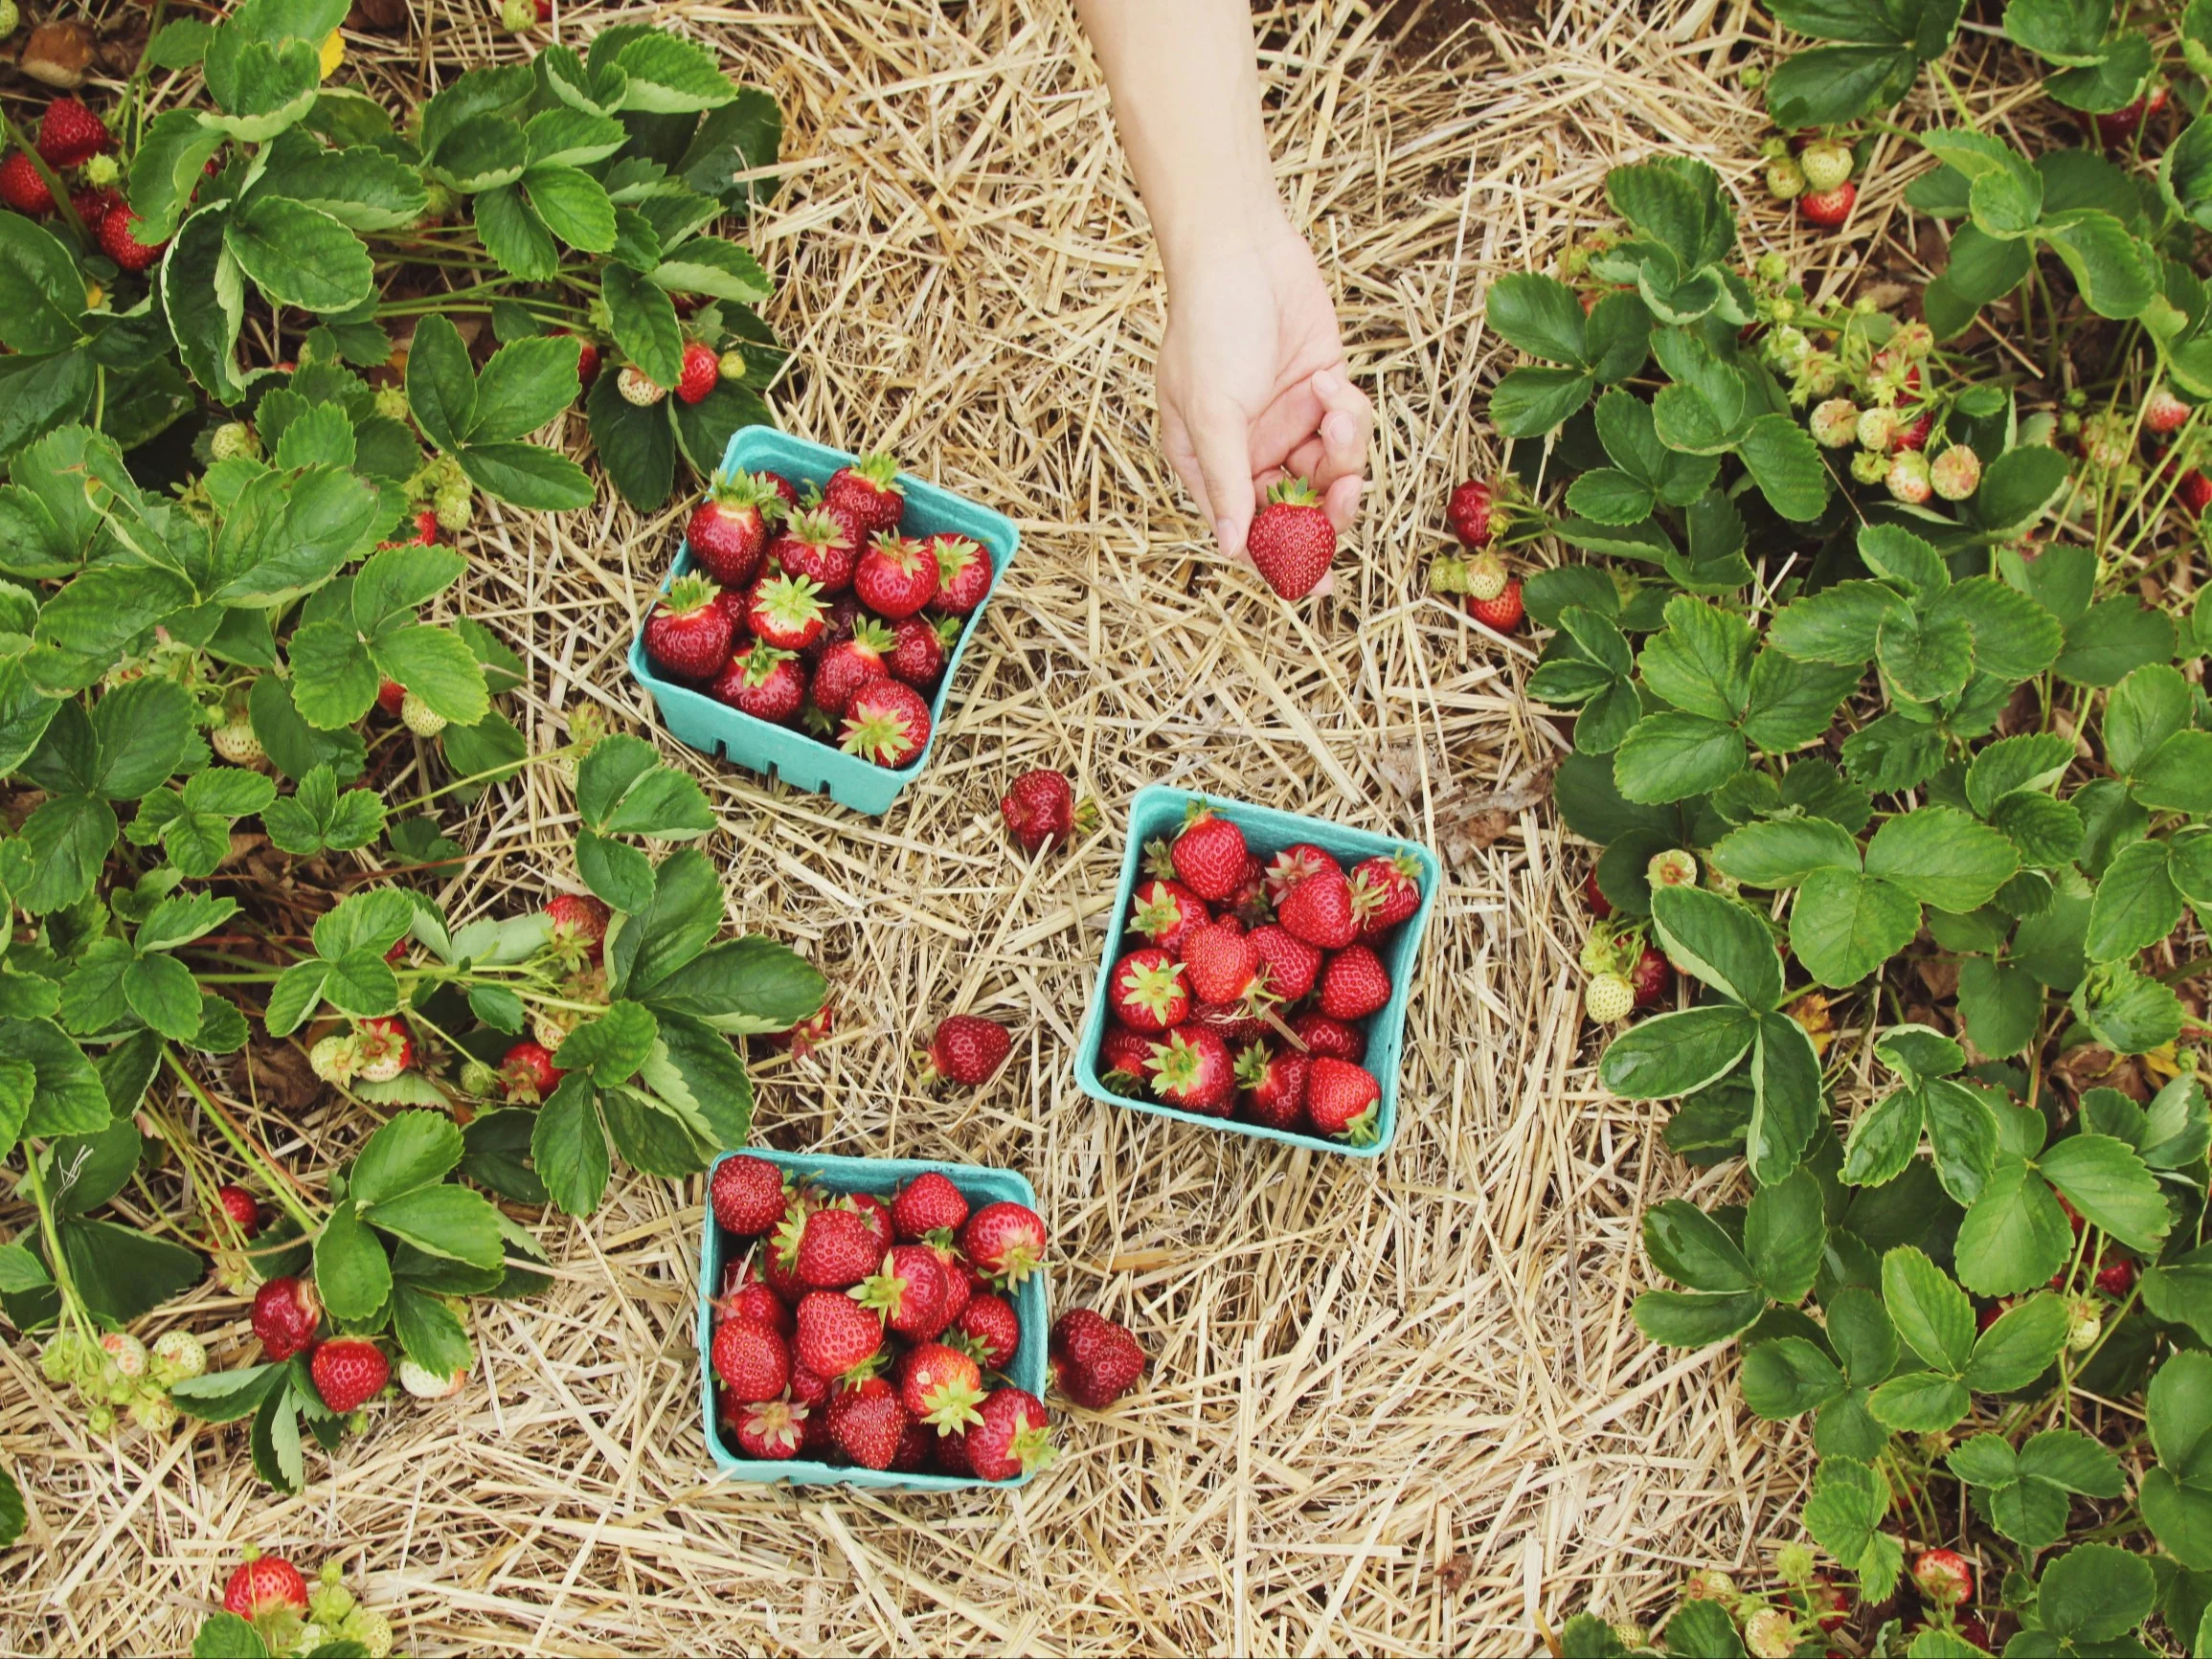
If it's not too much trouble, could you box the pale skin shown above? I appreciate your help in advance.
[1072,0,1374,565]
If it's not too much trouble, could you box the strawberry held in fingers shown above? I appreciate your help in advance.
[1304,1057,1382,1143]
[645,574,735,680]
[855,532,940,617]
[823,451,906,537]
[919,1014,1012,1087]
[891,1172,968,1241]
[309,1337,390,1413]
[959,1200,1048,1287]
[687,470,782,588]
[771,508,858,594]
[1169,804,1249,902]
[840,676,932,769]
[1146,1025,1236,1116]
[1246,476,1337,599]
[927,533,992,614]
[962,1386,1053,1480]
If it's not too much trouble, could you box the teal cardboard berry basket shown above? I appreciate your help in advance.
[697,1149,1050,1491]
[1073,785,1440,1158]
[629,429,1019,817]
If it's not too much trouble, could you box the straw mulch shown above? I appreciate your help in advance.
[1,0,1993,1650]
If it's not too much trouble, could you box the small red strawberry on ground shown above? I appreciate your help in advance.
[927,533,992,614]
[37,96,112,167]
[1277,863,1360,950]
[2096,1253,2137,1298]
[1629,945,1672,1009]
[711,1317,791,1403]
[1178,918,1262,1006]
[886,615,953,688]
[824,452,906,537]
[919,1014,1012,1087]
[2147,389,2192,437]
[546,892,608,953]
[855,532,940,617]
[1129,878,1209,953]
[1305,1057,1383,1143]
[891,1172,969,1241]
[1469,579,1524,633]
[1108,947,1190,1032]
[99,205,167,273]
[1446,480,1494,548]
[214,1184,262,1238]
[712,1155,792,1237]
[252,1276,321,1360]
[855,1244,952,1340]
[962,1386,1053,1480]
[1001,768,1094,852]
[500,1040,564,1104]
[827,1375,910,1470]
[1097,1021,1159,1094]
[1245,476,1336,599]
[2093,82,2169,146]
[1247,923,1321,1002]
[574,337,600,391]
[1170,804,1249,902]
[1263,842,1333,904]
[309,1337,390,1412]
[2180,471,2212,515]
[687,470,782,588]
[1291,1010,1366,1062]
[1050,1308,1145,1409]
[953,1293,1021,1371]
[1235,1044,1310,1131]
[1583,868,1612,918]
[1798,182,1856,228]
[797,1208,881,1290]
[644,574,735,681]
[675,340,719,404]
[795,1290,884,1379]
[771,508,859,594]
[730,1396,809,1460]
[711,642,807,725]
[224,1551,310,1624]
[1349,851,1423,938]
[897,1340,988,1433]
[808,621,893,720]
[1147,1025,1236,1116]
[841,676,933,768]
[1911,1548,1974,1608]
[0,150,55,215]
[959,1200,1049,1287]
[353,1015,415,1082]
[1319,945,1392,1021]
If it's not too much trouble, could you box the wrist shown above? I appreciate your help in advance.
[1157,184,1290,288]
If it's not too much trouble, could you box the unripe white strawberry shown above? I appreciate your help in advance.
[1856,406,1897,452]
[309,1033,362,1085]
[1745,1608,1797,1659]
[1931,445,1981,501]
[399,1357,467,1400]
[86,1402,117,1434]
[399,689,448,737]
[1585,972,1635,1024]
[718,348,748,382]
[150,1330,207,1382]
[1765,157,1806,200]
[459,1058,498,1096]
[1684,1569,1736,1602]
[1764,325,1810,371]
[100,1332,148,1379]
[532,1006,579,1056]
[1891,322,1934,359]
[433,483,473,532]
[211,720,264,765]
[1647,848,1698,889]
[349,1607,395,1659]
[2148,389,2192,436]
[1798,142,1854,193]
[617,366,666,406]
[1886,450,1932,504]
[1850,448,1889,484]
[131,1394,180,1432]
[1810,397,1860,448]
[2083,412,2132,472]
[2068,1298,2102,1350]
[1463,549,1508,602]
[498,0,534,29]
[209,422,259,462]
[0,0,18,34]
[1429,554,1471,595]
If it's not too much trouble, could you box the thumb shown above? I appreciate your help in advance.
[1190,401,1256,560]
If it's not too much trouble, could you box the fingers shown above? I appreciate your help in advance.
[1161,403,1215,529]
[1189,398,1258,559]
[1306,368,1374,497]
[1321,473,1363,535]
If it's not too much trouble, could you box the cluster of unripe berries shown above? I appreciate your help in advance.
[1761,133,1859,228]
[615,340,752,408]
[1428,478,1524,632]
[219,1551,395,1659]
[38,1325,209,1436]
[1579,850,1687,1025]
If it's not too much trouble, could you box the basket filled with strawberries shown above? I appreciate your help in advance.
[1075,786,1439,1157]
[628,429,1018,816]
[698,1149,1059,1491]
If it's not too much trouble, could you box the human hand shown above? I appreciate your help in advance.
[1156,216,1373,567]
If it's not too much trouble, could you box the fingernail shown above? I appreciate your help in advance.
[1216,518,1240,548]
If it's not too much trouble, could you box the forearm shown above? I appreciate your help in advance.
[1073,0,1285,281]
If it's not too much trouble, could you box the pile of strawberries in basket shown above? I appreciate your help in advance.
[1096,804,1422,1144]
[705,1156,1143,1477]
[642,452,993,771]
[0,96,168,271]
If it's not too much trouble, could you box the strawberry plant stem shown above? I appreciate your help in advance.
[162,1052,325,1235]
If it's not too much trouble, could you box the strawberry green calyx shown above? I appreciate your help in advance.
[663,573,722,617]
[1117,955,1187,1025]
[932,534,982,581]
[1141,836,1178,881]
[1146,1030,1209,1097]
[1131,888,1185,939]
[848,450,901,489]
[1336,1099,1382,1148]
[753,572,827,634]
[736,641,796,686]
[842,705,920,766]
[850,617,897,653]
[711,468,785,516]
[1264,475,1322,510]
[789,507,852,551]
[852,1256,920,1323]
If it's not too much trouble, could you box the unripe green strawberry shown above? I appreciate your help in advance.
[499,0,534,29]
[1754,251,1789,283]
[130,1394,180,1432]
[1428,554,1471,595]
[617,366,666,406]
[1930,445,1980,501]
[2067,1298,2101,1350]
[1647,848,1697,889]
[346,1607,394,1659]
[87,1402,116,1433]
[81,151,118,189]
[1585,973,1635,1024]
[151,1330,207,1382]
[209,421,258,461]
[2082,411,2131,472]
[0,0,18,34]
[1856,406,1897,452]
[434,484,473,532]
[308,1033,361,1085]
[1797,142,1854,192]
[372,386,409,421]
[211,719,264,765]
[1885,449,1932,504]
[399,689,447,737]
[1764,156,1805,200]
[1462,549,1507,602]
[718,348,748,381]
[1810,397,1860,448]
[1850,448,1888,484]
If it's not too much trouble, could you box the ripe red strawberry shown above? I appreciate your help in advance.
[2179,471,2212,515]
[675,340,719,404]
[1911,1548,1974,1608]
[801,592,863,663]
[0,150,54,215]
[897,1340,987,1432]
[1170,805,1249,902]
[920,1014,1012,1087]
[795,1290,883,1378]
[98,205,167,273]
[1583,867,1613,918]
[1629,945,1672,1009]
[1446,480,1494,548]
[953,1292,1021,1371]
[1277,864,1359,950]
[934,1422,974,1474]
[309,1337,389,1413]
[546,892,609,953]
[1798,182,1856,227]
[1290,1009,1366,1062]
[841,676,932,769]
[37,98,110,168]
[1247,923,1321,1002]
[891,1419,935,1471]
[1318,945,1392,1021]
[1107,946,1190,1032]
[840,1190,896,1248]
[891,1172,969,1241]
[1130,878,1209,953]
[927,533,992,614]
[808,620,893,719]
[930,1242,976,1327]
[1188,998,1268,1044]
[1349,852,1423,938]
[827,1375,910,1470]
[1147,1025,1236,1115]
[1050,1308,1145,1409]
[251,1276,321,1361]
[644,574,734,681]
[823,452,905,537]
[855,1243,951,1339]
[214,1184,263,1238]
[1246,476,1336,599]
[374,678,407,719]
[712,1264,794,1335]
[1225,854,1272,926]
[2096,1254,2137,1297]
[1178,919,1263,1007]
[1305,1058,1382,1142]
[1097,1022,1158,1094]
[711,1155,791,1237]
[788,1358,833,1414]
[70,185,121,228]
[711,1317,791,1402]
[886,615,952,688]
[770,508,859,594]
[1469,579,1524,632]
[962,1386,1053,1480]
[499,1040,564,1104]
[745,574,828,652]
[959,1200,1048,1286]
[1262,843,1333,904]
[729,1395,809,1460]
[575,337,600,391]
[1235,1044,1310,1131]
[711,641,806,724]
[687,470,782,587]
[797,1208,881,1290]
[1001,768,1090,852]
[2093,83,2169,146]
[855,532,940,618]
[712,584,753,640]
[223,1553,309,1621]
